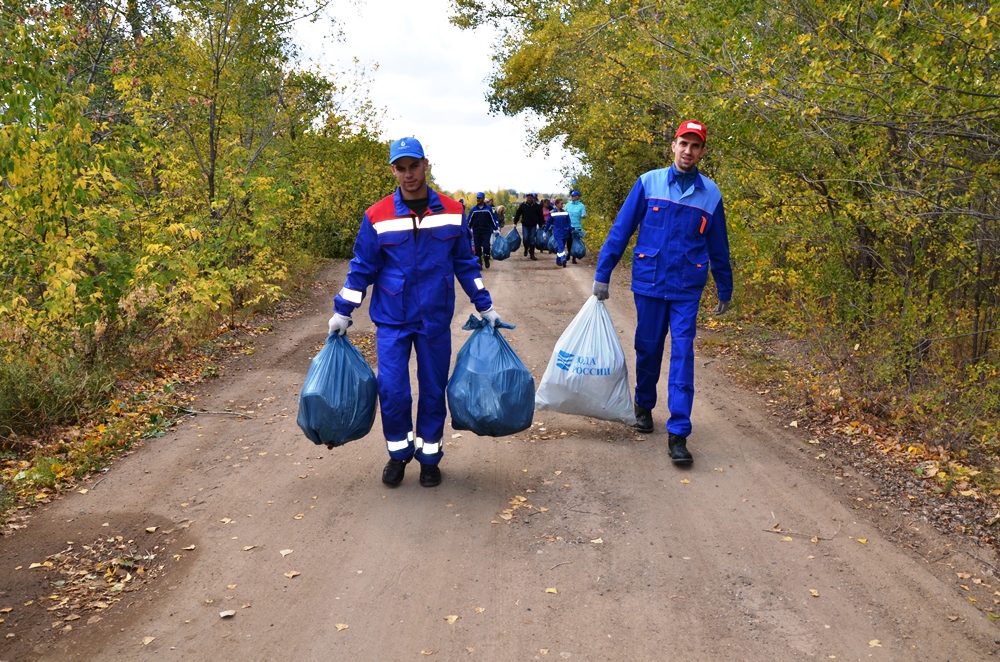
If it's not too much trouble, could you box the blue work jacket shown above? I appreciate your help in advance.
[334,187,493,334]
[595,165,733,302]
[468,204,499,234]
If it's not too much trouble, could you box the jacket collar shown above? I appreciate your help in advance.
[393,186,444,217]
[667,164,703,188]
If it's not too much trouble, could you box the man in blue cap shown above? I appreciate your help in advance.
[565,190,587,264]
[328,137,503,487]
[513,192,544,260]
[592,119,732,467]
[468,191,500,268]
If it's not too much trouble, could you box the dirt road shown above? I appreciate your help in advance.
[2,256,999,661]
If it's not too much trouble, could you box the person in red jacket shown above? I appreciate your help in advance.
[328,137,503,487]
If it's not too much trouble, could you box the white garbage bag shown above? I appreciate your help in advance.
[535,296,637,425]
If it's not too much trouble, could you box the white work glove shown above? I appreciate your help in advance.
[328,313,352,336]
[481,306,501,327]
[714,300,731,315]
[593,281,610,301]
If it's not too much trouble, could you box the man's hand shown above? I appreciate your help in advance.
[328,313,352,336]
[714,300,731,315]
[593,281,610,301]
[481,306,501,327]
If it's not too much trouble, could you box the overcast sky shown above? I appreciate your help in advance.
[293,0,576,194]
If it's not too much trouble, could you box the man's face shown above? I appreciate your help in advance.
[671,133,707,172]
[571,195,579,202]
[476,197,485,206]
[391,157,429,196]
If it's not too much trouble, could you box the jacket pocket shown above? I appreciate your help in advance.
[373,272,406,324]
[432,229,462,263]
[682,250,710,290]
[631,247,659,286]
[687,212,712,239]
[644,200,666,229]
[379,231,413,267]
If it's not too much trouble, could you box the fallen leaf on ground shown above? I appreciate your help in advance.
[145,527,158,533]
[227,584,237,590]
[475,607,485,613]
[810,589,819,597]
[335,623,349,631]
[220,518,232,524]
[183,545,196,551]
[242,546,256,551]
[545,587,558,594]
[680,479,690,484]
[420,651,436,656]
[869,640,882,647]
[948,615,959,622]
[445,615,459,624]
[781,536,793,542]
[857,539,868,544]
[280,549,293,557]
[284,571,300,579]
[591,538,604,544]
[142,636,156,645]
[64,614,80,621]
[293,514,304,520]
[810,537,819,544]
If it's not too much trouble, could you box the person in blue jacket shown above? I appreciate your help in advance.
[549,198,572,267]
[592,120,733,467]
[468,192,500,268]
[565,191,587,264]
[328,137,503,487]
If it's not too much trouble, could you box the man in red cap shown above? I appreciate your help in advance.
[592,120,733,467]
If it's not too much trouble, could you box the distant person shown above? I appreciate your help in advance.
[468,192,500,268]
[541,197,552,226]
[565,190,587,264]
[328,137,503,487]
[513,192,544,260]
[550,198,571,267]
[592,120,732,467]
[495,205,506,228]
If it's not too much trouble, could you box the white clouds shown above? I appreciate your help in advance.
[293,0,575,193]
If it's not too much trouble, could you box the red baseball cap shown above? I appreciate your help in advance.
[674,120,707,142]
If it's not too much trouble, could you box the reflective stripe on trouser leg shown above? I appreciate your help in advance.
[664,299,699,437]
[386,432,415,462]
[413,331,451,466]
[376,327,415,456]
[633,293,670,412]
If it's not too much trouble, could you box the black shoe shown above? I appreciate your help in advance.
[530,254,537,261]
[523,250,528,256]
[668,434,693,466]
[484,256,490,268]
[634,403,654,434]
[561,259,567,268]
[382,459,409,486]
[419,463,442,487]
[572,258,577,264]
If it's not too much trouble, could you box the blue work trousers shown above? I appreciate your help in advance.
[553,226,571,264]
[633,295,700,437]
[376,325,451,465]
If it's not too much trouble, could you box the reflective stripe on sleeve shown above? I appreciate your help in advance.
[340,287,363,304]
[474,278,484,290]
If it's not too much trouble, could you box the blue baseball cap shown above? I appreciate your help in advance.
[389,137,424,164]
[571,190,580,197]
[476,192,485,198]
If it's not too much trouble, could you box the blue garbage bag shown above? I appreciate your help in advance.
[546,232,559,253]
[571,230,586,259]
[491,231,510,261]
[536,226,550,251]
[297,334,378,446]
[447,315,535,437]
[506,226,522,253]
